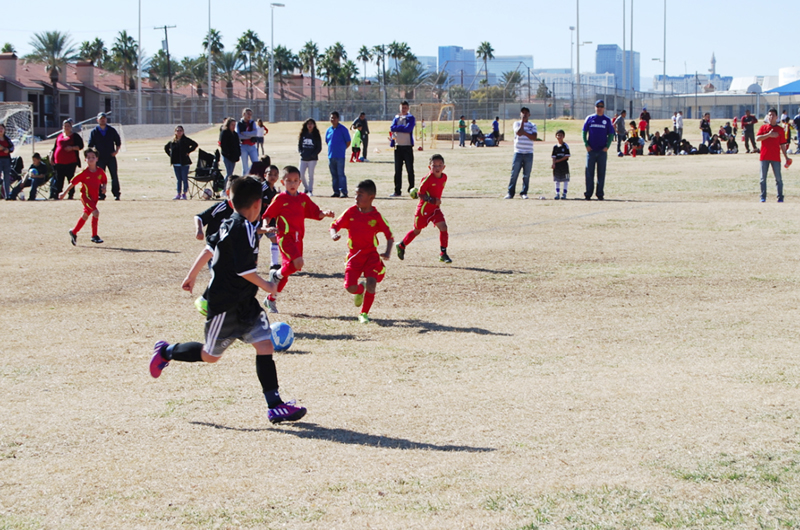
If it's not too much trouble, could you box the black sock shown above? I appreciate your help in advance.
[440,246,447,254]
[256,355,282,407]
[166,342,204,362]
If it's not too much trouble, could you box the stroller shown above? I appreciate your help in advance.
[189,149,225,200]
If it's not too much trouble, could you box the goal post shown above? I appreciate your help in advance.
[409,103,455,150]
[0,102,35,158]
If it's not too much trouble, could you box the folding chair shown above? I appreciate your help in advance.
[189,149,224,200]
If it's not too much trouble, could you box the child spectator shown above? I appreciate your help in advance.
[638,118,647,140]
[395,154,451,263]
[470,120,481,146]
[700,113,712,146]
[492,117,501,146]
[261,166,335,313]
[8,152,51,201]
[256,119,269,156]
[626,121,640,157]
[709,135,723,154]
[149,176,307,425]
[350,123,363,163]
[648,131,663,155]
[60,148,107,245]
[0,123,16,199]
[726,136,739,154]
[551,130,570,200]
[330,179,394,324]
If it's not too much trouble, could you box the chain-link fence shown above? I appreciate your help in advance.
[111,83,800,126]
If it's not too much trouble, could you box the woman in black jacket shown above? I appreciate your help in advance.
[218,117,240,179]
[164,125,198,200]
[297,118,322,195]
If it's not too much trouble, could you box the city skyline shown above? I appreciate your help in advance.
[2,0,797,84]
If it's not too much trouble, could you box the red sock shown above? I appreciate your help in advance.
[362,291,375,314]
[402,230,418,247]
[73,217,87,234]
[439,230,448,249]
[91,216,98,237]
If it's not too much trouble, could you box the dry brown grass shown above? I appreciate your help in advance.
[2,120,800,529]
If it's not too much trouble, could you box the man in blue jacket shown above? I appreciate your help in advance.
[389,101,416,197]
[87,113,122,200]
[582,100,615,200]
[326,111,351,198]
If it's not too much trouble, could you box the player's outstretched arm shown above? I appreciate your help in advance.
[182,248,213,294]
[240,271,278,296]
[58,181,76,200]
[319,210,335,219]
[330,228,341,241]
[194,217,205,240]
[381,238,395,260]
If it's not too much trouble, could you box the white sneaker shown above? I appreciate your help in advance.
[264,297,278,313]
[520,194,528,200]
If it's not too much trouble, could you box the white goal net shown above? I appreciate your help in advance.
[0,102,34,155]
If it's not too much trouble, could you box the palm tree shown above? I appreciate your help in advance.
[273,45,298,101]
[149,49,180,90]
[175,56,209,97]
[501,70,524,99]
[328,42,347,66]
[110,30,139,90]
[214,51,243,98]
[1,43,15,54]
[298,41,319,103]
[79,38,107,67]
[356,46,372,82]
[319,51,341,100]
[476,41,495,86]
[24,31,78,126]
[202,29,224,56]
[392,59,428,99]
[236,30,262,100]
[387,41,411,73]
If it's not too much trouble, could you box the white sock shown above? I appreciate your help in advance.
[271,243,280,267]
[562,182,569,193]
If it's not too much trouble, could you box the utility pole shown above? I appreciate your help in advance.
[155,25,176,123]
[622,0,626,111]
[576,0,580,119]
[629,0,634,117]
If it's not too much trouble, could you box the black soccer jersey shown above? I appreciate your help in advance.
[205,212,261,317]
[552,143,570,178]
[196,200,235,243]
[261,182,278,219]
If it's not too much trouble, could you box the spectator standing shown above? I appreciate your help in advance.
[50,119,84,200]
[87,113,122,200]
[389,101,416,197]
[639,107,651,140]
[676,111,684,141]
[0,123,14,199]
[672,111,678,131]
[326,111,351,198]
[700,113,712,146]
[732,116,738,137]
[237,108,259,175]
[793,110,800,154]
[164,125,199,200]
[298,118,322,195]
[504,106,537,200]
[218,117,241,179]
[256,119,269,156]
[756,108,791,202]
[614,110,628,156]
[458,115,467,147]
[351,112,370,161]
[742,109,759,153]
[470,120,481,146]
[582,100,615,200]
[492,116,501,146]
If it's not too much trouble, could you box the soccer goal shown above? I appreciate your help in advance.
[0,102,35,156]
[409,103,455,150]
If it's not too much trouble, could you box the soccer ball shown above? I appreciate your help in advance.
[270,321,294,352]
[203,188,213,200]
[29,168,39,177]
[409,187,419,199]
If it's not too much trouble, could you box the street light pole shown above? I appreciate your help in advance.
[576,0,580,119]
[268,3,285,124]
[207,0,212,124]
[137,0,142,124]
[662,0,666,96]
[569,26,575,118]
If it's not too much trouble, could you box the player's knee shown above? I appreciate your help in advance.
[365,277,377,292]
[438,223,448,232]
[293,257,304,270]
[346,284,359,294]
[201,350,221,363]
[413,229,421,236]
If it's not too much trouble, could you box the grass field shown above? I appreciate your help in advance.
[2,119,800,529]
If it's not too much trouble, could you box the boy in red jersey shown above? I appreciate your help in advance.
[262,165,334,313]
[395,154,451,263]
[60,148,107,245]
[330,180,394,324]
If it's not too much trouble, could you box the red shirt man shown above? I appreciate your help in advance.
[755,109,792,202]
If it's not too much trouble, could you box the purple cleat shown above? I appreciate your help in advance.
[149,341,170,378]
[268,400,307,424]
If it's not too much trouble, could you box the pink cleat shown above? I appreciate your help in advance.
[149,341,170,378]
[268,400,307,424]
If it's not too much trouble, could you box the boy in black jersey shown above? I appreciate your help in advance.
[551,130,571,200]
[150,176,306,424]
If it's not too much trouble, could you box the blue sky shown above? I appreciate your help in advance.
[3,0,798,86]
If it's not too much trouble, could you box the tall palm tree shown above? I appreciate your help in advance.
[298,41,319,103]
[392,59,428,99]
[387,41,411,73]
[328,42,347,66]
[214,51,243,98]
[79,38,107,67]
[250,46,272,98]
[110,30,139,90]
[476,41,495,86]
[371,45,387,84]
[148,49,179,90]
[273,45,299,101]
[236,30,262,101]
[175,56,209,97]
[356,46,372,82]
[319,51,341,100]
[202,29,224,56]
[24,31,78,126]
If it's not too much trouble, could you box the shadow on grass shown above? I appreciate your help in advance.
[190,421,495,452]
[294,271,344,280]
[89,246,179,254]
[409,264,521,275]
[292,313,510,336]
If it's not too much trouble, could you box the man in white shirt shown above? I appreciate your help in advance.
[676,111,684,141]
[504,107,537,199]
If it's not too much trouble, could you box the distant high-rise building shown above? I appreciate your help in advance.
[595,44,639,91]
[485,55,534,86]
[438,45,476,86]
[417,56,438,76]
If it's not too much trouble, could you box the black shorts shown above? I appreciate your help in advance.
[204,299,272,357]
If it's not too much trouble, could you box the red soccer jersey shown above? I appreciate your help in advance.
[331,205,393,255]
[757,124,786,162]
[418,172,447,204]
[72,167,107,204]
[263,191,322,240]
